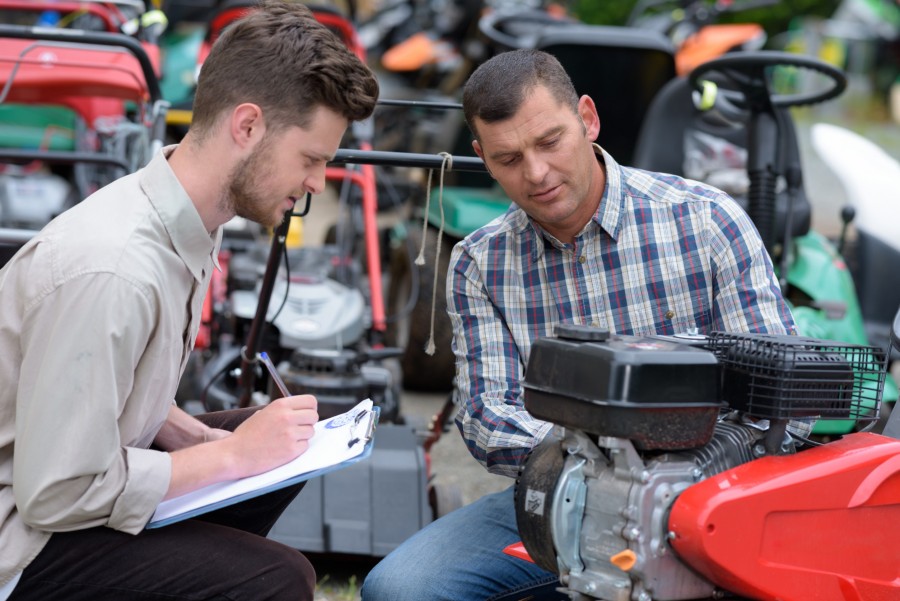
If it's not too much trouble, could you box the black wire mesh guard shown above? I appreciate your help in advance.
[708,333,887,423]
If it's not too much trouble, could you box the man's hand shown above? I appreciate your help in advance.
[224,395,319,478]
[164,394,318,501]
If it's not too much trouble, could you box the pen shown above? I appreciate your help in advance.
[259,352,292,399]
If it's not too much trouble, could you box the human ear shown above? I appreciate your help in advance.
[577,95,601,142]
[472,139,494,179]
[230,103,266,149]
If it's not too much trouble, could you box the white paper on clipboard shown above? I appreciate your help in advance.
[147,399,377,529]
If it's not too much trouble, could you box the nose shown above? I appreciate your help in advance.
[303,164,326,196]
[522,152,548,185]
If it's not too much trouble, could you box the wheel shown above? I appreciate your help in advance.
[428,481,464,520]
[514,439,567,575]
[386,224,457,392]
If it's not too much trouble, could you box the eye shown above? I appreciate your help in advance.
[302,155,322,168]
[540,137,560,149]
[498,155,519,167]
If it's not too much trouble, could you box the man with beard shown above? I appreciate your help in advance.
[0,2,378,600]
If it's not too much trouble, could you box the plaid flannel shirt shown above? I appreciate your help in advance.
[447,146,796,477]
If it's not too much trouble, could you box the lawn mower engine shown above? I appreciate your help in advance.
[0,169,75,230]
[203,243,401,422]
[515,324,885,601]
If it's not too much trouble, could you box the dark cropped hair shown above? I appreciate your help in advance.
[191,0,379,140]
[462,49,578,140]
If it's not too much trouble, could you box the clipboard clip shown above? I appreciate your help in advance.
[348,408,376,448]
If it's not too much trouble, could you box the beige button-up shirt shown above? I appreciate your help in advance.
[0,146,221,586]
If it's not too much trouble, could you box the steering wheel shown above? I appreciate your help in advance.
[688,50,846,110]
[477,8,577,52]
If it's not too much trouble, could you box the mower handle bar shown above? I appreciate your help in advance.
[331,148,487,172]
[376,98,463,110]
[0,23,162,104]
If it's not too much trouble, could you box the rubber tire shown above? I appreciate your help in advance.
[514,439,567,575]
[387,224,457,392]
[428,481,465,520]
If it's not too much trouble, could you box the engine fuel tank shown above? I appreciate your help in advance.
[522,325,722,450]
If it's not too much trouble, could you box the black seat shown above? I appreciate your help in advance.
[632,76,811,248]
[535,25,677,165]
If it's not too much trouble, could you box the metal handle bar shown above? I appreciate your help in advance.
[331,148,487,172]
[0,23,161,103]
[376,99,463,110]
[0,228,40,246]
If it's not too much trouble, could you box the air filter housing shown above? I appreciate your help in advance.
[708,333,886,423]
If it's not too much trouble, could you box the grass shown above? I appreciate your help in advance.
[315,574,361,601]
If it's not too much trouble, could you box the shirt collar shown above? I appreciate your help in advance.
[140,145,221,281]
[592,143,624,242]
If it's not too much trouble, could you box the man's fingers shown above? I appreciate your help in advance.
[264,397,318,422]
[279,394,318,410]
[294,424,315,441]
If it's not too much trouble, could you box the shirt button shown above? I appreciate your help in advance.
[665,310,675,319]
[578,255,586,264]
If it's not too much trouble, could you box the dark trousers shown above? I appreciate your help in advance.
[10,408,315,601]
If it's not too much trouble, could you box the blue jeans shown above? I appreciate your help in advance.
[361,486,563,601]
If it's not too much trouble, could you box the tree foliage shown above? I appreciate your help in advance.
[570,0,842,41]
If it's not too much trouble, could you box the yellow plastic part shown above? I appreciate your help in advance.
[286,216,303,249]
[697,80,718,111]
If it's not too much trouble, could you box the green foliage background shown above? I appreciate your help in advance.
[570,0,842,39]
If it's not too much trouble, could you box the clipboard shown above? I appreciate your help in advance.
[147,400,379,529]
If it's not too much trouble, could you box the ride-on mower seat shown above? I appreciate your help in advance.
[535,24,677,166]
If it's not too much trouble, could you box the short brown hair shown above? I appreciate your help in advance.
[191,0,379,139]
[462,49,578,140]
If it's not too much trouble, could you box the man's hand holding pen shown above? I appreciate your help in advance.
[163,391,319,500]
[224,394,319,479]
[212,352,318,479]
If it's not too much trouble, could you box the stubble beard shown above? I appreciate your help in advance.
[221,139,285,229]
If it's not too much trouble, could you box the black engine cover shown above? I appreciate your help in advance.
[522,326,722,450]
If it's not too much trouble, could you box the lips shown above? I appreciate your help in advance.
[530,184,561,202]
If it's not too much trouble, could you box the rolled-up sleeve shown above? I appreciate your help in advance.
[14,272,171,534]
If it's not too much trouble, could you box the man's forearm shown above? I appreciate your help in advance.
[153,405,223,451]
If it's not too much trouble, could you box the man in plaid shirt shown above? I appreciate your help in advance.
[362,49,794,601]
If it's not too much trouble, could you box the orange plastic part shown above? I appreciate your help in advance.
[503,541,535,563]
[381,32,442,72]
[676,24,765,75]
[610,549,637,572]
